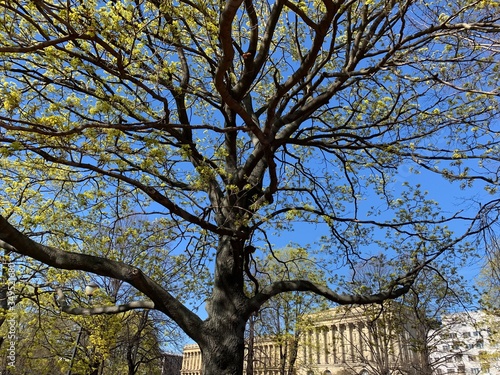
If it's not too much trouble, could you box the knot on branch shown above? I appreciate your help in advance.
[128,268,141,280]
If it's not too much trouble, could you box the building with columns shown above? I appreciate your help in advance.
[181,304,425,375]
[182,344,203,375]
[294,304,424,375]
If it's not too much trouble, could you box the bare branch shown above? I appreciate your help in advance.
[0,35,82,53]
[55,288,155,316]
[248,273,416,314]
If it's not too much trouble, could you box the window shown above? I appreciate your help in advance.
[462,332,470,338]
[475,340,484,349]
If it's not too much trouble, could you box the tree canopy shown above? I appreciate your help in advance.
[0,0,499,373]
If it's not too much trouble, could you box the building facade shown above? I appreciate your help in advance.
[181,344,203,375]
[161,353,183,375]
[181,304,425,375]
[430,311,500,375]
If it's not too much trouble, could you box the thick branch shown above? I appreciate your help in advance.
[0,239,17,252]
[0,215,203,338]
[56,289,155,315]
[247,274,416,314]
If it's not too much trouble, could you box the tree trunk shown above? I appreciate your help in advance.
[200,318,246,375]
[287,335,300,375]
[199,235,249,375]
[246,313,256,375]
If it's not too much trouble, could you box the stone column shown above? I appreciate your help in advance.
[316,328,321,364]
[306,329,313,365]
[356,323,365,362]
[331,324,337,364]
[340,324,346,363]
[323,327,329,364]
[349,323,355,362]
[360,323,369,362]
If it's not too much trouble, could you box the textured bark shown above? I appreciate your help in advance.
[198,236,249,374]
[201,319,247,375]
[246,314,256,375]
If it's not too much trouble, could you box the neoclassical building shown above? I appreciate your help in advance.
[181,304,425,375]
[182,344,203,375]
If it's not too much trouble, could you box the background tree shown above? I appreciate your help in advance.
[0,210,181,374]
[345,253,477,375]
[0,0,499,374]
[0,287,171,375]
[480,224,500,312]
[478,223,500,368]
[246,247,328,375]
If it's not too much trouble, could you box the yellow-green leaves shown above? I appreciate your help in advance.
[1,82,21,111]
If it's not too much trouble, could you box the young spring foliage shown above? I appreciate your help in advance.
[0,0,499,373]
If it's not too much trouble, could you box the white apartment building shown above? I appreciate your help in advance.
[430,311,500,375]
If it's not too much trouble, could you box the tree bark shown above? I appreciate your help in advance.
[287,335,300,375]
[246,313,256,375]
[182,301,248,375]
[198,235,249,375]
[200,317,247,375]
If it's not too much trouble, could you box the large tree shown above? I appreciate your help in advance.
[0,0,499,374]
